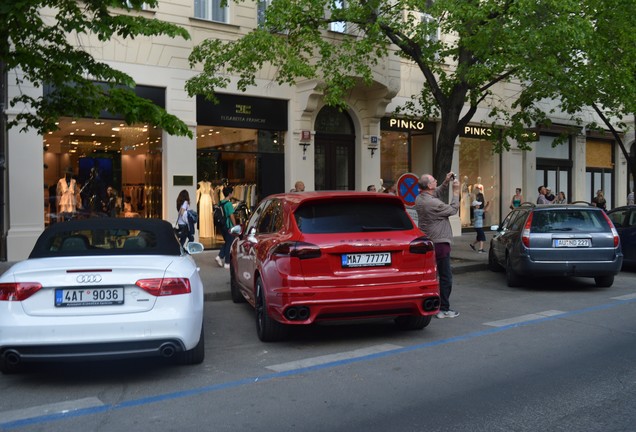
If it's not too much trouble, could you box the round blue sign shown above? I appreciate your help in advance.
[397,173,420,207]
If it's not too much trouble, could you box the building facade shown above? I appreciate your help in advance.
[1,1,634,261]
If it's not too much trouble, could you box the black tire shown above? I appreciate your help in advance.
[594,275,614,288]
[176,326,205,365]
[506,255,522,287]
[488,247,503,272]
[230,262,246,303]
[394,315,432,330]
[255,277,288,342]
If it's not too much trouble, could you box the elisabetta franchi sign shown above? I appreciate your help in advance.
[196,94,288,130]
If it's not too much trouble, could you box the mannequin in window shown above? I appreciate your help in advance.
[57,167,81,220]
[473,176,484,197]
[196,171,214,237]
[460,176,471,226]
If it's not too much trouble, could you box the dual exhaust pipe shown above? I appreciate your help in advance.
[423,297,440,312]
[284,306,311,321]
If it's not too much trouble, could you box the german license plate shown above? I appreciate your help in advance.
[55,287,124,307]
[553,239,591,248]
[342,252,391,268]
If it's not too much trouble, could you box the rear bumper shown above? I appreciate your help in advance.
[267,281,440,324]
[0,306,203,362]
[515,255,623,277]
[1,339,186,363]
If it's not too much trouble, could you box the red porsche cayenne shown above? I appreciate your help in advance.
[230,191,440,341]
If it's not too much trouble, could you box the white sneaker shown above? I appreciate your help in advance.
[215,256,224,267]
[436,310,460,319]
[224,263,230,270]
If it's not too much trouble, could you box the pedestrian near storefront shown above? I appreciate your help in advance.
[176,189,194,247]
[415,172,460,319]
[592,189,607,211]
[215,186,237,269]
[469,195,490,253]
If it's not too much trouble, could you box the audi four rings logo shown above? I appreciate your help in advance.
[76,274,102,283]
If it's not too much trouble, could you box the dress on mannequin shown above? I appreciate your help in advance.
[460,176,471,227]
[57,169,80,219]
[196,180,214,237]
[473,177,484,197]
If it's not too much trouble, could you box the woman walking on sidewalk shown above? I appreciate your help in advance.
[470,195,490,253]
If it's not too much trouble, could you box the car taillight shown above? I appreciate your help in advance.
[271,241,322,259]
[409,237,435,254]
[601,212,620,247]
[521,212,533,248]
[136,278,191,296]
[0,283,42,301]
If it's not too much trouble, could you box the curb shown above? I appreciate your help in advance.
[452,263,489,275]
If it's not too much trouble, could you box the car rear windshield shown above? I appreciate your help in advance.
[294,200,413,234]
[531,209,610,233]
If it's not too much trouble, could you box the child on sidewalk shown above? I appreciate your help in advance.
[470,195,491,253]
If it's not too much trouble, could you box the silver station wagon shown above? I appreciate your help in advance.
[488,203,623,287]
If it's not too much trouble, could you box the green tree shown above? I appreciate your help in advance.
[1,0,192,137]
[186,0,636,180]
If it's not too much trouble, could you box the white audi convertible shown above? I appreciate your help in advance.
[0,218,205,374]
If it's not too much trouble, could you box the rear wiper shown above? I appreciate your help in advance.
[551,228,573,231]
[361,226,403,231]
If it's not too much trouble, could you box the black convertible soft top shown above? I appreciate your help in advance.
[30,218,182,258]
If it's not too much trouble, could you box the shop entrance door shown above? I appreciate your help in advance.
[314,133,355,190]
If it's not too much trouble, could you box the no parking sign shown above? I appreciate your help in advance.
[396,173,420,207]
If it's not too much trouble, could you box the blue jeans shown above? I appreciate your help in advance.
[436,254,453,311]
[218,224,233,264]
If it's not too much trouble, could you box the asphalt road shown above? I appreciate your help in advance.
[2,269,636,431]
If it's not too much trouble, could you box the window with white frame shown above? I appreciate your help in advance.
[195,0,228,23]
[125,1,150,10]
[257,0,271,27]
[420,13,439,43]
[330,0,347,33]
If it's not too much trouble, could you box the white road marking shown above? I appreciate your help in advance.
[484,310,565,327]
[266,344,402,372]
[0,397,104,423]
[612,293,636,301]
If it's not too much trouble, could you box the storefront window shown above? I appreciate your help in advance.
[380,118,434,191]
[43,117,163,226]
[380,131,409,188]
[195,125,284,248]
[458,138,500,228]
[536,134,572,205]
[586,139,614,209]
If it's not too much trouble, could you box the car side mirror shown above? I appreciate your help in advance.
[490,224,501,232]
[230,225,242,236]
[185,241,205,254]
